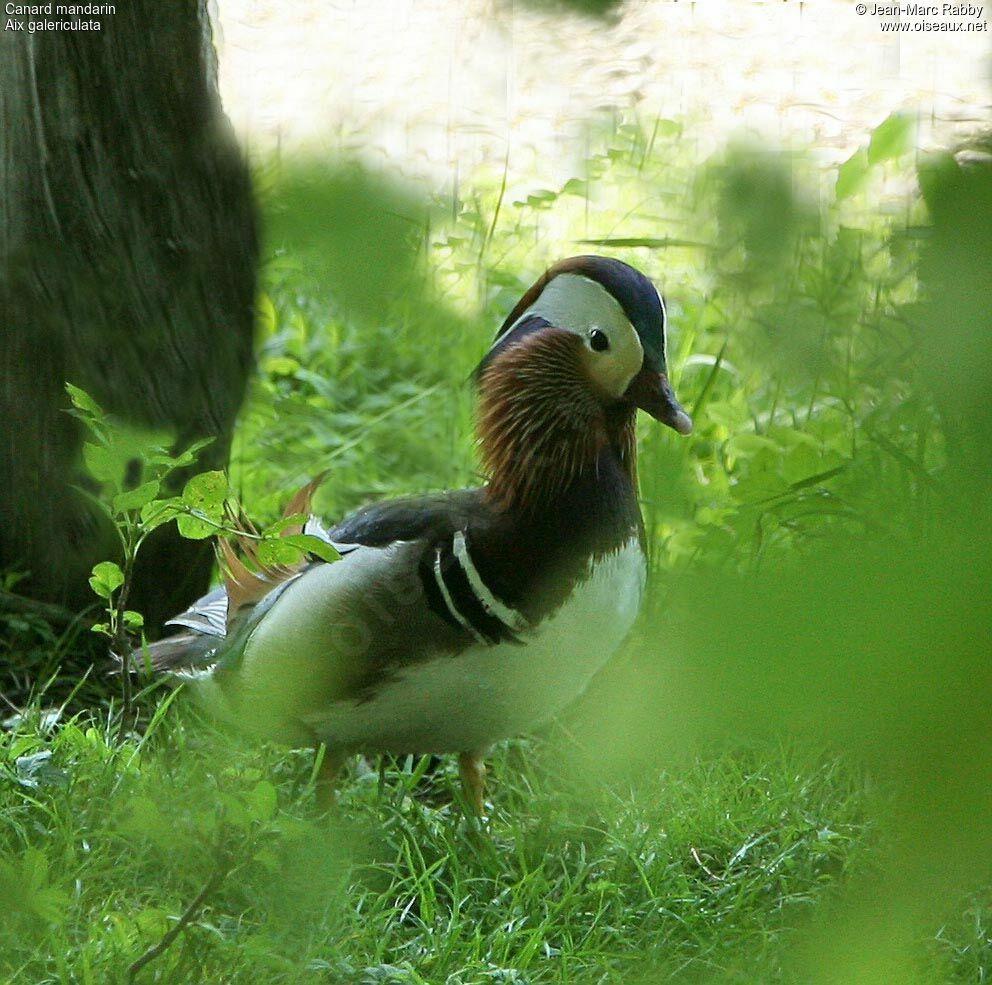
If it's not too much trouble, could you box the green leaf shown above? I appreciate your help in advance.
[122,610,144,629]
[90,622,111,635]
[256,291,277,338]
[21,848,48,893]
[112,481,160,514]
[118,796,173,850]
[30,886,70,925]
[134,907,170,939]
[217,791,251,829]
[261,513,309,537]
[140,496,183,526]
[171,436,216,469]
[867,111,915,165]
[727,434,780,459]
[247,780,278,822]
[257,538,305,567]
[706,400,747,431]
[182,470,228,517]
[65,383,103,418]
[283,533,340,563]
[89,561,125,599]
[252,847,281,873]
[176,511,218,540]
[82,442,118,483]
[261,355,301,376]
[836,147,869,201]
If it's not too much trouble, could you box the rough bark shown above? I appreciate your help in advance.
[0,2,257,633]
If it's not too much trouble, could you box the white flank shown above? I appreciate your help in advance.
[186,537,648,754]
[303,536,647,753]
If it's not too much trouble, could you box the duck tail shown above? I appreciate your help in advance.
[126,473,328,677]
[131,632,216,674]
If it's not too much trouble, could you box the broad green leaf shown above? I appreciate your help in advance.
[706,400,747,431]
[771,427,819,449]
[261,355,300,376]
[89,561,124,599]
[782,443,823,485]
[252,847,281,873]
[82,442,118,483]
[730,468,790,502]
[248,780,278,822]
[257,537,305,567]
[30,886,70,925]
[283,533,341,563]
[836,147,869,201]
[256,291,277,338]
[171,436,216,469]
[65,382,103,418]
[113,481,160,514]
[181,470,228,516]
[134,907,170,939]
[122,610,144,629]
[176,511,218,540]
[140,496,183,526]
[118,796,173,850]
[217,791,251,829]
[21,848,48,894]
[727,434,780,458]
[261,513,309,537]
[867,111,915,165]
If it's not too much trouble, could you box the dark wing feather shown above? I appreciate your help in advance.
[327,488,489,547]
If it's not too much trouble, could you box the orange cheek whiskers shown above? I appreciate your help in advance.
[476,329,635,514]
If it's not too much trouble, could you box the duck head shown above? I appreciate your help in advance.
[476,256,692,512]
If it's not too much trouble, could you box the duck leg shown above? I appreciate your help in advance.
[314,745,347,813]
[458,751,488,816]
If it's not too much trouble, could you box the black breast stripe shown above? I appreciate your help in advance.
[420,536,525,646]
[418,554,465,633]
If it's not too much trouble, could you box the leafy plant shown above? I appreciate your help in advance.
[65,384,337,730]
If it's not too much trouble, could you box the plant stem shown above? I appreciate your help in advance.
[126,866,227,982]
[113,532,137,743]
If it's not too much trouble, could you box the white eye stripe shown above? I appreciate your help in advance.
[494,273,633,348]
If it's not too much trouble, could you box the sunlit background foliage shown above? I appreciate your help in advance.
[3,2,992,982]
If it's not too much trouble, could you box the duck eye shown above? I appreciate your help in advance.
[588,329,610,353]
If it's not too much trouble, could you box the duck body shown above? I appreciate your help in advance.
[146,256,692,809]
[195,475,646,755]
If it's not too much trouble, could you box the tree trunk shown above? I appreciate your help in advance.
[0,2,257,633]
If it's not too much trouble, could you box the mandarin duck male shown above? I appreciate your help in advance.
[144,256,692,814]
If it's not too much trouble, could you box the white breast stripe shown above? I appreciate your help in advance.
[452,531,530,632]
[433,547,487,643]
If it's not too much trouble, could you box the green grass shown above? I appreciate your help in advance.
[3,110,992,982]
[1,693,876,984]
